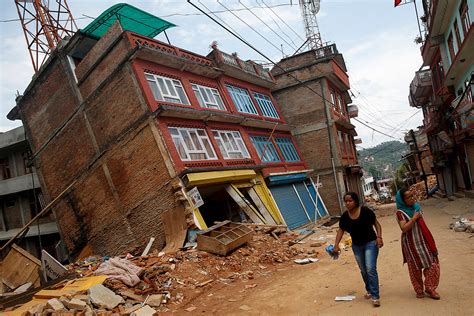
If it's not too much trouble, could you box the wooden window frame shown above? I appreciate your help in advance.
[226,85,258,115]
[252,92,280,119]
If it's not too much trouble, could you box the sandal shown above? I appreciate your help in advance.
[425,290,440,300]
[372,299,381,307]
[416,292,424,298]
[364,293,372,299]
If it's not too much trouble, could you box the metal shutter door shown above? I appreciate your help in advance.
[270,184,309,229]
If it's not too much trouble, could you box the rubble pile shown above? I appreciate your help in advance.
[13,229,306,314]
[449,216,474,233]
[408,175,437,201]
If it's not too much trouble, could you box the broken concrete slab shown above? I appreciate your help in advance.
[28,302,46,314]
[88,284,124,310]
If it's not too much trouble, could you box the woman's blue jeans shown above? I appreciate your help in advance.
[352,240,380,299]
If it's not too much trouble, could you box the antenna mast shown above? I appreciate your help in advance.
[299,0,323,51]
[15,0,78,73]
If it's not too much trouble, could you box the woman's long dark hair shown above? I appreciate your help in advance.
[343,191,360,207]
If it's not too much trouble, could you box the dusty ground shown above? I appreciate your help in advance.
[175,197,474,315]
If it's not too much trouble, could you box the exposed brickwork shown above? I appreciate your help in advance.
[272,50,362,216]
[85,66,147,151]
[79,40,132,100]
[18,60,80,152]
[38,114,96,198]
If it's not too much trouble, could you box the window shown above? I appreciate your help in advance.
[22,152,32,175]
[454,20,462,53]
[275,138,301,162]
[0,158,11,180]
[337,94,343,113]
[330,89,336,107]
[459,0,471,36]
[191,84,226,110]
[145,73,190,105]
[447,32,455,62]
[226,85,258,115]
[431,55,445,92]
[253,93,279,118]
[212,130,250,159]
[169,127,217,161]
[250,136,281,162]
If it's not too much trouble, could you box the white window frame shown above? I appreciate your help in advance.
[212,130,250,159]
[191,83,226,110]
[169,127,217,161]
[145,72,190,105]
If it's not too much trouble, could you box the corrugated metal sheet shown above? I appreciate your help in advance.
[269,184,309,229]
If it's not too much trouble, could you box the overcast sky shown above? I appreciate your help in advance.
[0,0,424,148]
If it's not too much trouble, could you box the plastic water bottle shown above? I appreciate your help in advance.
[326,244,339,260]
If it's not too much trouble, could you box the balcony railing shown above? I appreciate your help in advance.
[453,84,473,130]
[348,105,358,118]
[127,33,214,67]
[314,44,338,59]
[217,51,274,82]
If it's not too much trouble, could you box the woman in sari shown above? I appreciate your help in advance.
[395,188,440,299]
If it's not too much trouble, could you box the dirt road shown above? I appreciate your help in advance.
[178,197,473,315]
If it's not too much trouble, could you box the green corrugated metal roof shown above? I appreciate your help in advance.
[82,3,176,39]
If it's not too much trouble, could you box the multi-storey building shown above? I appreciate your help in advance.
[0,126,60,258]
[408,0,473,197]
[8,4,329,257]
[271,44,362,215]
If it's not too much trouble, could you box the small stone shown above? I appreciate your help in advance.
[239,305,251,311]
[28,303,46,314]
[124,304,142,314]
[131,305,156,316]
[47,298,65,311]
[185,306,197,312]
[67,298,87,311]
[146,294,163,307]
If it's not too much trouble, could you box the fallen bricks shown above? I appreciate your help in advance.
[5,228,314,314]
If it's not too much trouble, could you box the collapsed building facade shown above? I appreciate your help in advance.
[271,45,362,215]
[408,0,473,196]
[8,5,329,258]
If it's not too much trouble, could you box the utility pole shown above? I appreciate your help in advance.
[410,129,429,195]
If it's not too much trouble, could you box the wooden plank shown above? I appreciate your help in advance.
[247,188,277,224]
[160,205,187,253]
[225,185,264,224]
[2,244,41,289]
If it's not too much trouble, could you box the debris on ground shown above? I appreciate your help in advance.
[449,216,474,233]
[334,295,356,301]
[4,227,318,314]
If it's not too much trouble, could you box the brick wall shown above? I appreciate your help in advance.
[18,59,81,152]
[310,172,342,216]
[16,27,181,257]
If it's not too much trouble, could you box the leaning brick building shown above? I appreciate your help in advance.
[271,45,362,215]
[9,4,329,258]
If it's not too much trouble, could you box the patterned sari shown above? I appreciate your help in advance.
[396,210,438,270]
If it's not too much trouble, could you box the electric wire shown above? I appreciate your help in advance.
[216,0,284,54]
[238,0,299,51]
[255,0,300,50]
[188,0,403,143]
[260,0,305,41]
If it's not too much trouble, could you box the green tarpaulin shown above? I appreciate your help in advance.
[82,3,176,39]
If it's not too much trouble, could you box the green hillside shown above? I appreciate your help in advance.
[358,141,408,179]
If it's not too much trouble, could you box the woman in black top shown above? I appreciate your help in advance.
[332,192,383,307]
